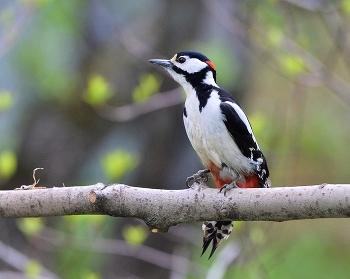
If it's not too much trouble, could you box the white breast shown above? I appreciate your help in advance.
[183,90,254,174]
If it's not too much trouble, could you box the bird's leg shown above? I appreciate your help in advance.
[186,169,210,188]
[219,173,244,196]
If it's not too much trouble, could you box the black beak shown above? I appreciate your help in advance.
[149,59,173,68]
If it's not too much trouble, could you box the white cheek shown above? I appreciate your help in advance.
[183,60,208,73]
[172,58,207,74]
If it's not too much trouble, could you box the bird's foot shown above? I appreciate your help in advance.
[186,169,210,188]
[219,181,239,196]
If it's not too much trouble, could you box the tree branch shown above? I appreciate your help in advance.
[2,182,350,232]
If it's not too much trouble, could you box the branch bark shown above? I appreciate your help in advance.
[2,182,350,232]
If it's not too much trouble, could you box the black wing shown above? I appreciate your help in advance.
[218,89,270,187]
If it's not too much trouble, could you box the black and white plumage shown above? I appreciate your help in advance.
[149,50,270,258]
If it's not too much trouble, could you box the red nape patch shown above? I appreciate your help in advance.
[206,60,216,71]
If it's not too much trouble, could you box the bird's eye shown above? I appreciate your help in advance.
[177,56,186,63]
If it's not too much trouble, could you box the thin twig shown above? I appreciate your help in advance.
[0,240,60,279]
[36,226,205,278]
[97,88,183,122]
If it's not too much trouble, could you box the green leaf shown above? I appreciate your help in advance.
[0,150,17,180]
[100,149,139,181]
[342,0,350,14]
[83,75,113,106]
[64,215,107,228]
[24,260,42,278]
[279,54,306,76]
[17,218,44,237]
[267,27,284,47]
[81,271,101,279]
[255,1,284,29]
[0,91,14,111]
[132,73,161,103]
[122,225,149,246]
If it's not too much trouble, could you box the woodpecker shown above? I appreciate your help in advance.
[149,50,270,259]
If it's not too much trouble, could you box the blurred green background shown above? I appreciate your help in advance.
[0,0,350,278]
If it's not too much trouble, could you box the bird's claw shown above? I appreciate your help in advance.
[186,169,210,188]
[219,181,239,196]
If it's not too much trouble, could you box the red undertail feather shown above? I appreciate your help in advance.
[207,161,260,189]
[236,174,259,188]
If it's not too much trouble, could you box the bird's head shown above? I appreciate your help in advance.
[149,51,217,90]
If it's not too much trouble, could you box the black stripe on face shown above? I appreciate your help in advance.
[172,65,214,112]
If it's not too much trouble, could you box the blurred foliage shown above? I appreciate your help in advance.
[21,0,54,7]
[263,233,350,279]
[63,215,108,237]
[0,90,13,111]
[0,6,15,28]
[132,73,162,102]
[122,224,149,246]
[278,53,306,76]
[17,218,44,237]
[267,26,284,47]
[24,259,42,278]
[100,149,139,181]
[83,74,113,107]
[14,1,83,102]
[248,112,271,145]
[58,215,111,279]
[192,39,241,90]
[342,0,350,13]
[80,271,101,279]
[0,149,17,181]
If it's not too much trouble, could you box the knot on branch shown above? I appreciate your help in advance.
[89,190,105,204]
[89,189,111,215]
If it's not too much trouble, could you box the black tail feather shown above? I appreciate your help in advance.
[208,235,218,259]
[201,233,216,258]
[201,221,233,259]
